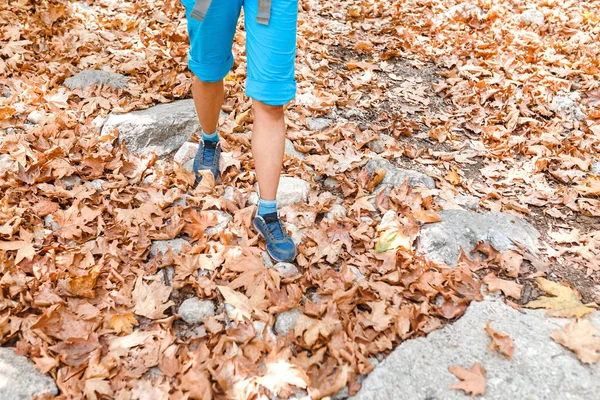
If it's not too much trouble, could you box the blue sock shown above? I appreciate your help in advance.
[258,198,277,216]
[202,130,219,142]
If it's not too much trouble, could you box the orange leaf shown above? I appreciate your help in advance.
[483,273,522,299]
[448,362,486,396]
[485,321,515,359]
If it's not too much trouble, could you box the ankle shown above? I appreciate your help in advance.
[258,198,277,216]
[202,130,219,142]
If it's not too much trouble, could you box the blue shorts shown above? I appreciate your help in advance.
[180,0,298,106]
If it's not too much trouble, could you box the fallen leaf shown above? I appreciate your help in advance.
[132,276,174,319]
[109,313,138,335]
[483,273,522,299]
[525,278,596,318]
[550,319,600,365]
[485,321,514,359]
[448,362,486,397]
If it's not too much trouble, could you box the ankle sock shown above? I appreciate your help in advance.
[202,130,219,143]
[258,198,277,217]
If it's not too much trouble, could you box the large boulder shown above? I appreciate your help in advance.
[0,348,58,399]
[366,159,435,190]
[256,176,311,208]
[101,100,199,157]
[351,299,600,400]
[64,70,128,90]
[418,210,540,266]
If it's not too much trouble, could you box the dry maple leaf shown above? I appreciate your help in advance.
[132,275,174,319]
[294,315,339,347]
[375,218,418,253]
[448,362,486,397]
[217,285,253,322]
[483,273,522,300]
[67,266,101,298]
[525,278,596,318]
[485,321,514,359]
[575,176,600,196]
[550,319,600,365]
[109,313,139,335]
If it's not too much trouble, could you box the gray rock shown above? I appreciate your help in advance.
[366,159,435,190]
[178,298,215,324]
[223,186,236,202]
[0,347,58,400]
[61,175,81,190]
[102,99,199,158]
[446,3,485,19]
[591,161,600,175]
[351,298,600,400]
[306,117,332,131]
[323,177,339,189]
[174,142,199,165]
[257,176,310,208]
[285,139,305,159]
[454,195,480,210]
[205,210,232,236]
[90,179,105,191]
[519,9,545,26]
[183,159,194,172]
[262,251,274,268]
[344,109,364,119]
[64,70,128,90]
[325,204,347,221]
[368,140,386,154]
[272,262,300,278]
[44,214,60,232]
[173,193,188,208]
[248,191,259,206]
[552,94,586,121]
[348,265,365,281]
[418,210,540,266]
[27,110,50,124]
[285,222,307,246]
[149,238,189,257]
[0,154,14,174]
[274,308,302,335]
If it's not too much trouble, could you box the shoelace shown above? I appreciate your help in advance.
[263,213,285,240]
[202,141,218,166]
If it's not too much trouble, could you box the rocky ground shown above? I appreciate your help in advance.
[1,0,599,399]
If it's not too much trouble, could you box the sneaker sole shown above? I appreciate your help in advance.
[253,220,297,263]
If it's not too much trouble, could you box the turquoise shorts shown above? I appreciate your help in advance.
[180,0,298,106]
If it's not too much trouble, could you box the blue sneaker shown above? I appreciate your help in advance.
[192,140,221,182]
[253,212,297,263]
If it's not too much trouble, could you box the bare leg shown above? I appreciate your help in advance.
[251,99,286,200]
[191,76,224,133]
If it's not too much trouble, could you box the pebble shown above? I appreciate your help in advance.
[178,298,215,324]
[274,308,302,335]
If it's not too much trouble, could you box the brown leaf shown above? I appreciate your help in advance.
[485,321,514,359]
[109,313,138,335]
[67,266,101,298]
[525,278,596,318]
[550,319,600,364]
[448,362,486,396]
[483,273,522,299]
[132,276,174,319]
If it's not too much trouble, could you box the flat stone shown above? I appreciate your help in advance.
[446,3,485,19]
[591,161,600,175]
[149,238,189,257]
[101,99,199,158]
[325,204,347,221]
[366,159,435,190]
[262,251,274,268]
[285,139,305,159]
[27,110,51,124]
[173,193,189,208]
[61,175,81,190]
[551,94,586,121]
[519,9,545,26]
[90,179,105,191]
[306,117,332,131]
[44,214,60,232]
[0,347,58,400]
[257,176,310,209]
[64,69,128,90]
[174,142,199,165]
[272,262,300,279]
[418,210,540,266]
[351,298,600,400]
[274,308,302,335]
[368,139,386,154]
[178,298,215,324]
[205,210,232,237]
[323,177,339,189]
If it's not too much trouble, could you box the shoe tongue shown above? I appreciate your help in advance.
[262,212,279,223]
[204,140,218,149]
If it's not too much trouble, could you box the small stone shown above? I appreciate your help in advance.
[590,161,600,175]
[519,9,545,26]
[143,174,156,184]
[366,159,435,190]
[183,159,194,172]
[285,139,305,159]
[256,176,310,208]
[454,195,480,210]
[285,222,307,245]
[344,108,364,119]
[205,211,232,236]
[101,99,199,158]
[174,193,189,208]
[223,186,236,202]
[380,210,397,226]
[174,142,199,165]
[178,298,215,324]
[27,110,49,124]
[0,154,14,174]
[149,238,189,257]
[90,179,105,191]
[274,308,302,335]
[323,177,339,189]
[368,139,386,154]
[325,204,347,221]
[248,191,259,206]
[348,265,365,281]
[262,251,274,268]
[306,117,332,131]
[446,3,485,19]
[0,348,58,399]
[61,175,81,190]
[360,216,374,225]
[551,94,586,121]
[272,262,300,278]
[64,70,128,90]
[44,214,60,232]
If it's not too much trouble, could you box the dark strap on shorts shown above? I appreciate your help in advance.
[191,0,271,25]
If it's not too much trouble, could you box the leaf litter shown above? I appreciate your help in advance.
[0,0,599,398]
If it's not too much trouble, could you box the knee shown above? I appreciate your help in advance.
[253,100,284,119]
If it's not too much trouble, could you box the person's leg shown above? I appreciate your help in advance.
[251,100,286,202]
[180,0,242,180]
